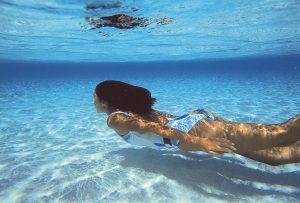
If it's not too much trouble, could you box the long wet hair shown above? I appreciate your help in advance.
[95,80,156,116]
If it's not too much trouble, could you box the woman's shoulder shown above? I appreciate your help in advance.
[107,111,131,127]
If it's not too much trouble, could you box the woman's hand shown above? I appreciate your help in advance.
[180,134,236,155]
[197,136,236,155]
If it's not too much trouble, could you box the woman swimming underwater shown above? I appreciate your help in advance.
[94,80,300,166]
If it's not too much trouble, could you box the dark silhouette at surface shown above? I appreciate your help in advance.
[85,2,121,10]
[85,14,173,30]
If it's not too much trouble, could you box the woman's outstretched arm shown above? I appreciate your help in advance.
[107,113,236,155]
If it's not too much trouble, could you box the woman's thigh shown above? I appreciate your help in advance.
[240,143,300,166]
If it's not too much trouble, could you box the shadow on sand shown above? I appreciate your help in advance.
[109,148,300,200]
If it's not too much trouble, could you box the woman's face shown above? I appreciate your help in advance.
[93,92,108,113]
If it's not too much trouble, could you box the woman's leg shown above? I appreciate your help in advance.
[240,143,300,166]
[222,114,300,153]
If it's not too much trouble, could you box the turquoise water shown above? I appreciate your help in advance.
[0,59,300,202]
[1,0,300,202]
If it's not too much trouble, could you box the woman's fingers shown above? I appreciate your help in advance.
[209,137,237,154]
[207,151,224,156]
[221,142,236,152]
[217,137,232,145]
[216,146,235,153]
[219,144,236,153]
[215,145,234,153]
[217,138,236,148]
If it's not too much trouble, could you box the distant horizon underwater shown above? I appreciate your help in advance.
[1,0,300,202]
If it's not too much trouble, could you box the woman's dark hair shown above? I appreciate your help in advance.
[95,80,156,116]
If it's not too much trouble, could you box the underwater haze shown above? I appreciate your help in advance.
[1,0,300,203]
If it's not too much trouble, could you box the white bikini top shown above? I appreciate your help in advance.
[109,109,215,148]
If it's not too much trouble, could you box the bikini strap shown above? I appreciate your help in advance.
[109,111,130,116]
[199,108,215,121]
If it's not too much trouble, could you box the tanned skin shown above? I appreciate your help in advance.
[94,92,300,166]
[94,92,236,155]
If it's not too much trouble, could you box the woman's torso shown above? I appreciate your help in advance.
[109,109,215,148]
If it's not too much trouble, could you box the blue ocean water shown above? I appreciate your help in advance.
[1,0,300,202]
[1,57,300,202]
